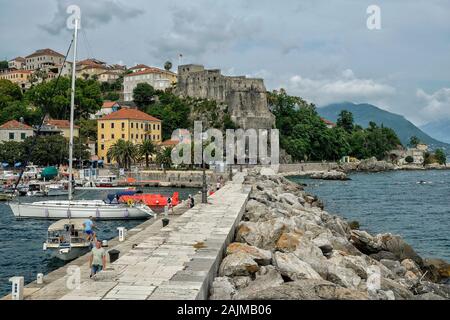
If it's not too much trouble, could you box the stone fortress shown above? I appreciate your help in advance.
[176,65,275,130]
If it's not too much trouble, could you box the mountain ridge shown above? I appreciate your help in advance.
[318,102,450,151]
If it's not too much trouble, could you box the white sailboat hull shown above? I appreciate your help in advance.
[9,200,153,220]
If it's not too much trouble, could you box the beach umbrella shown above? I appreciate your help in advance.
[14,162,22,168]
[1,163,8,168]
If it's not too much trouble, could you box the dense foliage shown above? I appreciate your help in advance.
[0,135,90,166]
[269,89,402,162]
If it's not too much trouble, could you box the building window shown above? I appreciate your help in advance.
[141,123,143,129]
[9,132,14,140]
[111,123,114,129]
[101,144,104,150]
[111,134,115,139]
[153,124,156,130]
[101,134,104,139]
[121,122,125,129]
[21,133,26,140]
[131,134,133,139]
[157,124,160,130]
[101,123,104,129]
[153,135,155,140]
[131,123,133,128]
[141,134,144,140]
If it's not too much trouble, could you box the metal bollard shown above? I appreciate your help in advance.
[117,227,126,242]
[37,273,44,285]
[9,276,24,300]
[162,205,170,227]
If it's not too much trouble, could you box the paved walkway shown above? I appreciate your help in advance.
[9,172,249,300]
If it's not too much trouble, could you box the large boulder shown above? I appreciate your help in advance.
[237,279,368,300]
[210,277,236,300]
[273,252,322,281]
[422,258,450,283]
[234,266,284,299]
[219,252,260,277]
[326,264,362,289]
[376,234,423,267]
[244,199,271,222]
[275,232,303,252]
[350,230,381,254]
[236,219,287,250]
[380,278,413,300]
[292,239,329,278]
[226,242,272,265]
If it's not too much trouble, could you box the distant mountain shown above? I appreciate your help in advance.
[318,102,450,152]
[420,119,450,144]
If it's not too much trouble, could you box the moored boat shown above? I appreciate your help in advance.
[43,219,91,261]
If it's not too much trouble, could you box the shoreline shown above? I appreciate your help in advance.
[210,168,450,300]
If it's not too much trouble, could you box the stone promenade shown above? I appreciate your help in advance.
[13,172,249,300]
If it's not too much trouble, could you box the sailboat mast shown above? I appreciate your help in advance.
[68,18,79,201]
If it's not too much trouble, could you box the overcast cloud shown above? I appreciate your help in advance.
[0,0,448,125]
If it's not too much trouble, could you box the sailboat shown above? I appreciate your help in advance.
[8,18,154,220]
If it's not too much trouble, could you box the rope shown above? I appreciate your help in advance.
[13,38,74,192]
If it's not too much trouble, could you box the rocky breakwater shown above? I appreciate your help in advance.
[209,169,450,300]
[310,170,350,181]
[340,157,396,173]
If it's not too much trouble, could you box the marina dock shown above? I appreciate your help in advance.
[3,172,249,300]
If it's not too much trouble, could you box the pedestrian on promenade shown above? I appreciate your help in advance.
[167,196,173,213]
[83,216,96,242]
[89,240,106,278]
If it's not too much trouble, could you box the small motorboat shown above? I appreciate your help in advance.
[43,219,92,261]
[44,183,69,197]
[95,175,119,188]
[0,193,14,201]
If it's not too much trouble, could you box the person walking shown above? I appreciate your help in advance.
[89,240,106,278]
[83,216,96,242]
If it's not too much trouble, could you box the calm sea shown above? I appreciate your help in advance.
[0,187,198,297]
[289,170,450,262]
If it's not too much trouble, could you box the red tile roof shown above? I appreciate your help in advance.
[160,139,180,147]
[0,120,33,130]
[321,118,336,127]
[26,48,64,59]
[125,67,176,77]
[102,101,120,109]
[129,64,150,70]
[46,119,80,129]
[99,109,161,122]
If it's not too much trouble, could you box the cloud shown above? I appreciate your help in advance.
[417,88,450,121]
[283,69,396,106]
[149,3,260,61]
[40,0,143,35]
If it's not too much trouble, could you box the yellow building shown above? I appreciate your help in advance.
[97,108,162,164]
[0,70,32,90]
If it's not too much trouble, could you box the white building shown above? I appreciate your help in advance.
[0,119,34,142]
[123,67,177,102]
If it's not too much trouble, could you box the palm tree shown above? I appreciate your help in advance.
[139,139,156,168]
[107,140,138,170]
[164,61,173,71]
[156,147,173,170]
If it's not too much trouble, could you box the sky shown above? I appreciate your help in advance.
[0,0,449,126]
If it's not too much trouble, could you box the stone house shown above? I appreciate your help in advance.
[0,119,34,142]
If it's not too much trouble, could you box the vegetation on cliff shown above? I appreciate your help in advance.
[268,89,402,162]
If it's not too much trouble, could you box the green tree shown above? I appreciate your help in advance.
[133,83,155,109]
[107,139,138,169]
[155,147,173,168]
[0,101,42,126]
[24,135,68,166]
[409,136,420,148]
[0,60,8,70]
[336,110,354,133]
[139,139,156,168]
[0,79,23,108]
[78,118,98,140]
[0,141,26,164]
[164,61,173,71]
[25,77,102,119]
[434,149,447,165]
